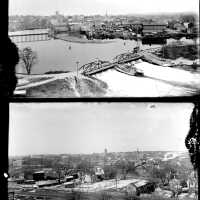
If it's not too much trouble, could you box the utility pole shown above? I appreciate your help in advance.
[95,58,99,69]
[76,61,79,78]
[162,44,165,58]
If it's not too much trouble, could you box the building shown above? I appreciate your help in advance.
[142,24,167,34]
[9,29,50,43]
[33,171,45,181]
[11,159,23,168]
[64,181,76,188]
[94,167,104,181]
[173,23,186,32]
[83,174,92,183]
[52,25,70,34]
[36,180,59,188]
[50,11,66,26]
[126,180,156,196]
[68,22,82,31]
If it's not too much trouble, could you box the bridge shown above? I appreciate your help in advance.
[79,60,116,75]
[79,51,143,76]
[9,29,50,43]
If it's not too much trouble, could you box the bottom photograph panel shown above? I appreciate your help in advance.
[9,103,198,200]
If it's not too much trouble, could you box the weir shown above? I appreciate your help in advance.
[79,50,170,76]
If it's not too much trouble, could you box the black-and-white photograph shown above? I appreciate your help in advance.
[9,0,199,97]
[9,103,198,199]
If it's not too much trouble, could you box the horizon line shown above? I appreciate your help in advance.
[9,11,198,17]
[9,150,187,157]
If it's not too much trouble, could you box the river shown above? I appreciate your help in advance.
[15,38,159,74]
[15,37,198,74]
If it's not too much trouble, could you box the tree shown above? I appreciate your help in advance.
[104,165,117,179]
[150,163,177,186]
[115,160,136,180]
[76,160,93,174]
[19,47,37,75]
[150,167,167,185]
[180,14,197,24]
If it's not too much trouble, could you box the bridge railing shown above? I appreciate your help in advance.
[79,60,111,74]
[79,51,145,75]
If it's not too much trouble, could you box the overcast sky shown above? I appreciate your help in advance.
[9,0,199,16]
[9,103,193,156]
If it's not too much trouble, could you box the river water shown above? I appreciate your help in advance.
[15,37,197,74]
[15,39,158,74]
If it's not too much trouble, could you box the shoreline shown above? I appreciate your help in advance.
[54,34,116,44]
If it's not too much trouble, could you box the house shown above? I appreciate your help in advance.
[36,180,59,188]
[183,22,190,29]
[33,171,45,181]
[64,181,75,188]
[83,174,92,183]
[64,179,81,188]
[68,22,82,31]
[94,167,104,181]
[173,23,186,32]
[125,180,156,196]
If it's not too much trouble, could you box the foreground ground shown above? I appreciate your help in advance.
[9,179,197,200]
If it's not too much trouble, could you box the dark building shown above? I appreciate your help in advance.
[142,24,167,34]
[33,171,45,181]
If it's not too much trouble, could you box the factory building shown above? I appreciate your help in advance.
[142,24,167,34]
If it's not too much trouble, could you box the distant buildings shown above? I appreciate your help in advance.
[10,159,23,168]
[52,25,70,34]
[50,11,66,26]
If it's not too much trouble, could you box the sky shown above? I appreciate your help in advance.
[9,103,193,156]
[9,0,199,16]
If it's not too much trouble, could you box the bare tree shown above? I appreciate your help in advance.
[19,47,37,75]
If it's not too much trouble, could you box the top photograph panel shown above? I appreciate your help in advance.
[9,0,200,98]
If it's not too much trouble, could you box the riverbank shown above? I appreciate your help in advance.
[55,33,116,44]
[158,44,199,60]
[15,60,200,97]
[15,73,108,97]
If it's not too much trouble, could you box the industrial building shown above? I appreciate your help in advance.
[33,171,45,181]
[142,24,167,34]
